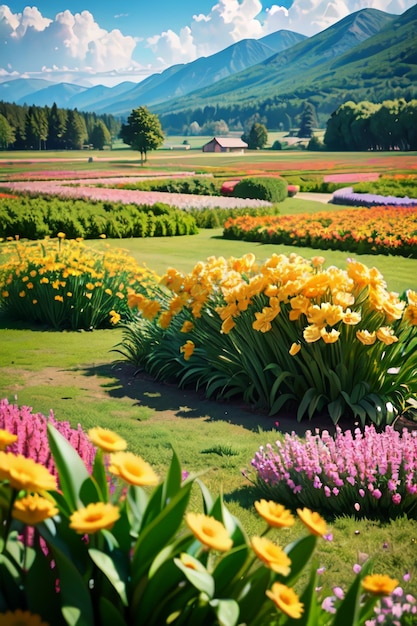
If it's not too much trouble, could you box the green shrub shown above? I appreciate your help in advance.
[0,196,198,239]
[189,205,281,229]
[233,177,288,203]
[117,176,223,196]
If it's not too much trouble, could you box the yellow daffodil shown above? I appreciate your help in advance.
[356,329,377,345]
[289,343,301,356]
[108,452,159,486]
[362,574,399,595]
[69,502,120,534]
[88,427,127,452]
[180,320,194,333]
[376,326,399,345]
[251,536,291,575]
[320,327,340,343]
[266,582,304,619]
[297,508,328,537]
[255,500,295,528]
[109,309,121,325]
[12,493,59,525]
[342,309,361,325]
[303,324,322,343]
[180,340,195,360]
[185,513,233,552]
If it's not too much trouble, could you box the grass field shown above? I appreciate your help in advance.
[1,151,417,600]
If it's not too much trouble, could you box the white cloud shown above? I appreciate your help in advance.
[0,0,415,86]
[0,5,140,83]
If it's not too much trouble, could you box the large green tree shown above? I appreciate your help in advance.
[242,122,268,149]
[0,114,15,149]
[297,102,318,138]
[90,120,111,150]
[119,106,164,164]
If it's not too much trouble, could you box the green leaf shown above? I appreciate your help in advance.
[47,423,97,510]
[132,481,193,585]
[98,597,128,626]
[195,479,214,515]
[162,448,182,504]
[331,561,372,626]
[297,388,318,422]
[89,548,128,605]
[92,449,109,502]
[175,557,215,598]
[50,543,95,625]
[210,598,240,626]
[269,393,295,416]
[212,545,249,594]
[328,398,344,424]
[235,566,271,622]
[285,535,317,585]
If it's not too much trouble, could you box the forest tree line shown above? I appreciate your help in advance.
[0,101,121,150]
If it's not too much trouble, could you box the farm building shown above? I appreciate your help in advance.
[202,137,248,153]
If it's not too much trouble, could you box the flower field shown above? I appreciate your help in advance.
[223,206,417,257]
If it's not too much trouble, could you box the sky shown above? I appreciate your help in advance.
[0,0,415,87]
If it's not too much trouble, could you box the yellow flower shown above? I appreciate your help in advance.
[0,429,17,450]
[266,582,304,619]
[311,256,326,268]
[12,493,59,525]
[19,290,26,297]
[343,309,361,325]
[109,310,121,325]
[320,327,340,344]
[158,310,173,329]
[54,295,64,302]
[69,502,120,534]
[255,500,295,528]
[252,307,278,333]
[86,282,95,290]
[180,320,194,333]
[221,315,236,334]
[180,340,195,360]
[356,329,376,345]
[376,326,399,345]
[1,291,9,298]
[297,508,328,537]
[307,302,344,327]
[108,452,159,486]
[289,343,301,356]
[0,453,56,492]
[88,427,127,452]
[185,512,233,552]
[251,536,291,575]
[57,232,66,238]
[362,574,399,595]
[99,233,107,238]
[303,324,322,343]
[0,609,50,625]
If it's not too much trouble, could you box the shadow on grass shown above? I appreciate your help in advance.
[79,360,335,436]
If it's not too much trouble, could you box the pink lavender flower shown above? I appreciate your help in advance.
[0,397,95,477]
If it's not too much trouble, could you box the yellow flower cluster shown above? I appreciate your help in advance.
[126,253,416,360]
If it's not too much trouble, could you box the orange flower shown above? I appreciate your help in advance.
[356,329,376,345]
[70,502,120,534]
[320,327,340,343]
[88,427,127,452]
[266,582,304,619]
[251,536,291,575]
[108,452,159,486]
[109,310,121,325]
[362,574,399,595]
[180,320,194,333]
[297,508,328,536]
[255,500,295,528]
[185,513,233,552]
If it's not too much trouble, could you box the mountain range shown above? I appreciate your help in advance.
[0,5,416,124]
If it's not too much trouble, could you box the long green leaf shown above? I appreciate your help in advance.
[47,423,96,510]
[89,548,128,605]
[98,597,128,626]
[210,598,240,626]
[285,535,317,585]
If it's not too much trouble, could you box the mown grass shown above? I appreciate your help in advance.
[1,154,417,597]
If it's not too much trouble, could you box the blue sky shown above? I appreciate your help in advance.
[0,0,414,87]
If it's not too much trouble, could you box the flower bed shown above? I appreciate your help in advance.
[333,187,417,208]
[120,253,417,427]
[223,207,417,258]
[0,410,410,625]
[0,237,159,329]
[251,424,417,521]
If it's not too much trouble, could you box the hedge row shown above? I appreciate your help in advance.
[114,176,223,196]
[0,196,198,239]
